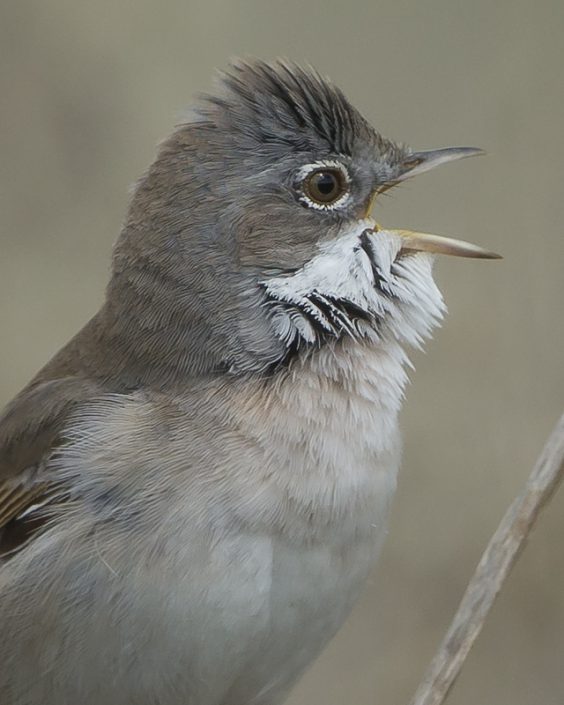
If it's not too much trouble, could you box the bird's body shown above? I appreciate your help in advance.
[0,337,402,705]
[0,60,496,704]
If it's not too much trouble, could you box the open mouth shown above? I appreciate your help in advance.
[260,215,498,354]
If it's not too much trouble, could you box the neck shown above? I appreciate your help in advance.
[269,337,410,452]
[224,336,408,543]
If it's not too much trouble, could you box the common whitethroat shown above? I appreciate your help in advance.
[0,59,499,705]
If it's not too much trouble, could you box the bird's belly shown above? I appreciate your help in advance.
[0,479,394,705]
[0,512,381,705]
[219,529,383,705]
[116,448,395,705]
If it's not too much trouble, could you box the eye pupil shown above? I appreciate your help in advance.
[316,172,337,195]
[302,166,348,207]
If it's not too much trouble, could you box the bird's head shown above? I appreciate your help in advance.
[107,59,499,380]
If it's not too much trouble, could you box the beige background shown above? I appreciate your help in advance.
[1,1,563,703]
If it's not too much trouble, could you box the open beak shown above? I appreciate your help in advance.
[368,145,501,259]
[385,229,502,259]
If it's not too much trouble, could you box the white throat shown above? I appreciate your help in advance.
[262,219,445,351]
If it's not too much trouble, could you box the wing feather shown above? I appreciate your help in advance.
[0,376,103,555]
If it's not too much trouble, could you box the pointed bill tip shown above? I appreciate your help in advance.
[384,229,502,259]
[397,146,486,181]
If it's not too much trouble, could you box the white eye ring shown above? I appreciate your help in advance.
[296,160,352,211]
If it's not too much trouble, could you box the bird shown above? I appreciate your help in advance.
[0,59,499,705]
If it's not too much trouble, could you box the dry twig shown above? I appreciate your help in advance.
[408,412,564,705]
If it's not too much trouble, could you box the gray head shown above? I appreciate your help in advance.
[98,58,494,385]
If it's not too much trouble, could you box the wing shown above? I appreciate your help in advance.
[0,376,103,556]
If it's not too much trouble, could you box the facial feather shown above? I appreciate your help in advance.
[261,220,445,351]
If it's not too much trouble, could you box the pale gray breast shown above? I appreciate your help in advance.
[0,339,406,705]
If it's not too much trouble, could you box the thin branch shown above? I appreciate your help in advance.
[408,412,564,705]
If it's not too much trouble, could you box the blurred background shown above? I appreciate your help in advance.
[1,1,563,703]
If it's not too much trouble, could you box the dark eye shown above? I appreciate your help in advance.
[303,167,349,207]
